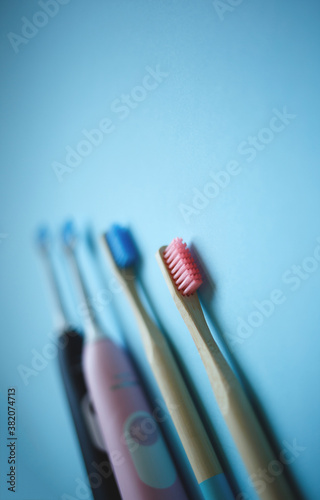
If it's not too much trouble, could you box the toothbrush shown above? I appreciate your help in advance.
[61,221,189,500]
[102,224,235,500]
[36,226,120,500]
[156,238,296,500]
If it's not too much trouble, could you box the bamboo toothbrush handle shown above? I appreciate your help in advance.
[149,330,222,482]
[151,337,236,499]
[183,298,296,500]
[224,385,295,500]
[124,280,235,499]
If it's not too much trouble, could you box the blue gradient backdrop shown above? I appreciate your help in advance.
[0,1,319,499]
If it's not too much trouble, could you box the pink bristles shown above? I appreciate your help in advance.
[163,238,202,296]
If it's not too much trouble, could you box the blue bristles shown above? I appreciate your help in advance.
[105,225,138,269]
[36,225,50,250]
[62,220,77,249]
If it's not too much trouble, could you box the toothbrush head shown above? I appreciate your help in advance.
[36,225,50,252]
[163,238,202,296]
[105,224,139,269]
[62,220,77,251]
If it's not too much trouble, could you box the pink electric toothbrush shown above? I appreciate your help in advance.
[61,221,189,500]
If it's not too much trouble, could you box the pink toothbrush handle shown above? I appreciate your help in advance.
[83,338,188,500]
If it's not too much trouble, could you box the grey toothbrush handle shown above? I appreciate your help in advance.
[58,329,121,500]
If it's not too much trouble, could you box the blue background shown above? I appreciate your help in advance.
[1,0,319,499]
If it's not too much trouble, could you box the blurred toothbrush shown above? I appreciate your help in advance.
[102,224,235,500]
[36,226,120,500]
[156,238,296,500]
[61,221,189,500]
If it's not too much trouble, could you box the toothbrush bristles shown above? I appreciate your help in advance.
[36,226,50,250]
[62,220,77,249]
[163,238,202,296]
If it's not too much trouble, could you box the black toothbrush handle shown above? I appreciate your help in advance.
[58,329,120,500]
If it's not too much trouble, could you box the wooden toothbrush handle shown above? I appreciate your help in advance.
[121,280,234,498]
[224,380,295,500]
[150,332,223,483]
[124,281,223,483]
[184,302,296,500]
